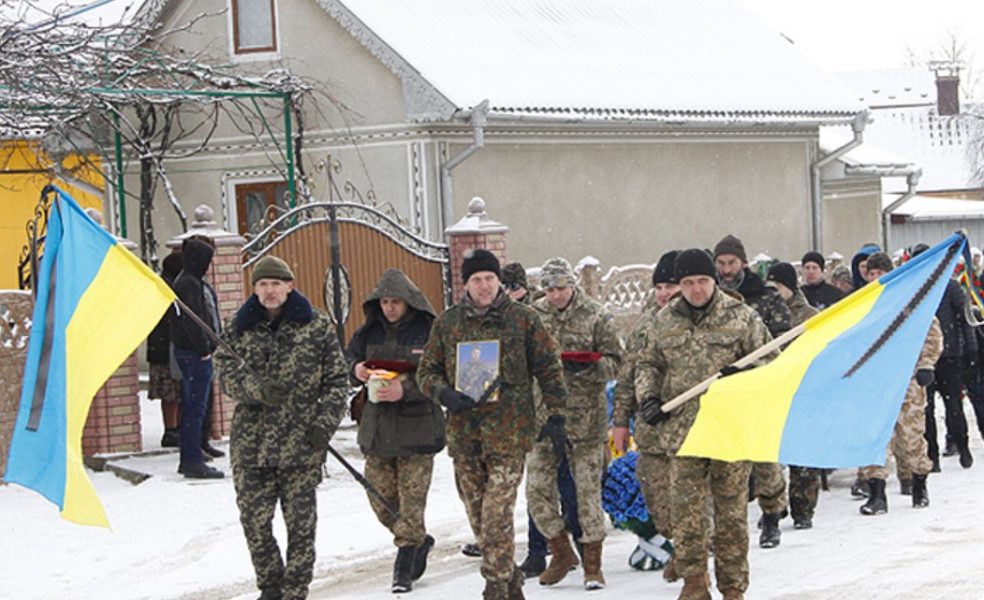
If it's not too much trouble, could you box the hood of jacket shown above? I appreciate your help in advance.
[362,269,437,326]
[851,244,881,289]
[180,239,213,280]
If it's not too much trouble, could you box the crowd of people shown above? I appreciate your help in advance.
[148,232,984,600]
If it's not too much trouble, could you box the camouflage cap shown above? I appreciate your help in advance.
[540,257,575,289]
[501,262,529,289]
[829,264,852,284]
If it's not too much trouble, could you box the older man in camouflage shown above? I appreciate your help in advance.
[713,234,791,549]
[216,256,349,600]
[636,249,774,600]
[528,257,622,590]
[417,249,568,600]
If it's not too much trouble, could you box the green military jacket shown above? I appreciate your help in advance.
[217,290,349,468]
[785,290,819,328]
[533,288,622,443]
[417,290,567,458]
[612,296,661,436]
[634,289,773,454]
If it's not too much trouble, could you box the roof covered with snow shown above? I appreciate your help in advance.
[326,0,864,123]
[0,0,142,27]
[836,69,936,108]
[885,192,984,220]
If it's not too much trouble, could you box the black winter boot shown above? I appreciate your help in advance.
[850,477,870,499]
[957,438,974,469]
[411,535,434,581]
[392,546,415,593]
[899,478,912,496]
[943,437,958,457]
[759,512,781,548]
[912,474,929,508]
[518,554,546,578]
[160,428,179,448]
[860,478,888,515]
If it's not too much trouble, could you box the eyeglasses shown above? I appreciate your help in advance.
[503,282,523,291]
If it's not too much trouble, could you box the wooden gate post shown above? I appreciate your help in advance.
[166,205,246,440]
[445,197,510,303]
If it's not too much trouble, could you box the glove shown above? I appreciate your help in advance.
[439,388,478,414]
[537,415,571,461]
[304,424,331,451]
[915,368,935,387]
[640,397,670,426]
[260,379,290,406]
[718,364,751,378]
[563,359,594,373]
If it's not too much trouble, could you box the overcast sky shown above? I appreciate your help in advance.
[736,0,984,75]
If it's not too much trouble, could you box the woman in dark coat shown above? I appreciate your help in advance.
[147,251,183,447]
[347,269,445,593]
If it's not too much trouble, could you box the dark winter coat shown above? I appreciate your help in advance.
[217,290,349,467]
[146,252,183,365]
[347,269,445,457]
[731,267,792,338]
[935,279,977,361]
[800,280,843,310]
[851,244,881,290]
[169,239,216,356]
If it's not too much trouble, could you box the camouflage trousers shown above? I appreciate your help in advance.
[751,462,787,515]
[233,464,322,600]
[364,453,435,547]
[860,379,933,480]
[454,450,526,584]
[788,466,822,520]
[672,456,752,593]
[636,451,674,540]
[527,439,607,544]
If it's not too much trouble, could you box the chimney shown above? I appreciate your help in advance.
[929,61,961,116]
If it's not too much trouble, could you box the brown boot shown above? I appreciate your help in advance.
[539,533,579,586]
[722,590,745,600]
[582,541,606,590]
[663,555,679,582]
[677,574,711,600]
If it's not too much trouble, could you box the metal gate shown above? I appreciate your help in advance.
[242,201,449,345]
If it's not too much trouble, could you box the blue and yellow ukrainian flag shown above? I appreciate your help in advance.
[678,234,964,468]
[3,187,175,527]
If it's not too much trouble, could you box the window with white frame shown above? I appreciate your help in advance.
[231,0,277,55]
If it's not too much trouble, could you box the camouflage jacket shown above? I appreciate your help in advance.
[217,290,349,468]
[634,289,773,454]
[916,317,944,374]
[786,290,819,328]
[417,290,567,457]
[533,288,622,443]
[730,267,792,338]
[612,298,662,431]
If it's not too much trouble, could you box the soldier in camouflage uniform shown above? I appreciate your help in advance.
[713,235,791,549]
[347,269,445,593]
[528,257,622,590]
[766,263,822,530]
[612,250,681,578]
[216,256,349,600]
[635,249,774,600]
[417,249,569,600]
[858,256,944,515]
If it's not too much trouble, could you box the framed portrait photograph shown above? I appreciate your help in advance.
[455,340,500,403]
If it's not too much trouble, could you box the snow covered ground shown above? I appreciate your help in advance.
[3,393,984,599]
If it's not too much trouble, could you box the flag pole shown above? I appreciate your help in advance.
[659,323,806,413]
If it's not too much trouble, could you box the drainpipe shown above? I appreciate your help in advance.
[810,111,869,251]
[440,99,489,232]
[880,169,923,252]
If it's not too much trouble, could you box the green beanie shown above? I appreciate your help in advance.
[251,256,294,285]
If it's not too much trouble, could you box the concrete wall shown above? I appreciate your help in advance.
[821,178,884,258]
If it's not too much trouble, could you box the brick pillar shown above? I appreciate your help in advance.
[82,231,143,456]
[167,205,246,439]
[0,291,33,478]
[445,197,510,303]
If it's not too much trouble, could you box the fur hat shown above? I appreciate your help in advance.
[674,248,717,281]
[251,256,294,285]
[713,234,747,263]
[461,248,501,282]
[767,262,798,292]
[801,251,825,270]
[652,250,679,285]
[540,257,576,289]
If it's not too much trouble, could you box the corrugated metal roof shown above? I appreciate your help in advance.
[333,0,863,121]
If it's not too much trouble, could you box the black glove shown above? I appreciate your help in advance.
[304,424,331,451]
[537,415,571,461]
[915,368,935,387]
[719,364,752,378]
[260,378,290,406]
[439,388,478,414]
[640,397,670,426]
[563,359,594,373]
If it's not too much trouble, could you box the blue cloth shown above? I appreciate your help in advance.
[175,348,213,468]
[527,454,582,556]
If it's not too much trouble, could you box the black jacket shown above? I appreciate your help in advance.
[170,239,216,356]
[146,253,182,365]
[936,279,976,361]
[801,280,843,310]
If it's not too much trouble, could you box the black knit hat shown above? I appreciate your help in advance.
[801,251,825,270]
[461,248,501,282]
[674,249,717,281]
[713,234,747,262]
[501,262,528,289]
[767,262,798,292]
[652,250,679,285]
